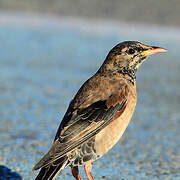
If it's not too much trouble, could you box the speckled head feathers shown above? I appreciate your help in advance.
[99,41,167,73]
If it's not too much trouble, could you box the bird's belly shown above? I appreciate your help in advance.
[94,94,136,157]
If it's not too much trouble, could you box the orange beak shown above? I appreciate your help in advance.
[150,46,168,54]
[142,46,168,56]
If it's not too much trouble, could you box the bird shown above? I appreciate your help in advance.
[33,41,167,180]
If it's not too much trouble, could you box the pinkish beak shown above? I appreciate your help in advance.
[142,46,168,56]
[150,46,168,54]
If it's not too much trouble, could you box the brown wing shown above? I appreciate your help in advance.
[33,80,129,170]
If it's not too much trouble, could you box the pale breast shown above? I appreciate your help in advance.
[94,85,137,157]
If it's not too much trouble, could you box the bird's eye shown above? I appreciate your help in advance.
[128,48,135,54]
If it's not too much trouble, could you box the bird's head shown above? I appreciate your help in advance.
[99,41,167,80]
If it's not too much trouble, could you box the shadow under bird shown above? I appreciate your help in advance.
[33,41,167,180]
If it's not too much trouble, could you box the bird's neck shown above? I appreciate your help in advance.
[117,67,136,85]
[97,64,136,85]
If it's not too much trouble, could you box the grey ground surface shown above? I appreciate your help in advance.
[0,14,180,180]
[0,0,180,27]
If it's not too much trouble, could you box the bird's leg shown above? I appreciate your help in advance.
[84,163,94,180]
[71,166,82,180]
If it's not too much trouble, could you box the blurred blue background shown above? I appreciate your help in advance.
[0,1,179,180]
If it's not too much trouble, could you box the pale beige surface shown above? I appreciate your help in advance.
[0,0,180,27]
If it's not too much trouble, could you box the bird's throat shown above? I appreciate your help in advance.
[118,67,136,85]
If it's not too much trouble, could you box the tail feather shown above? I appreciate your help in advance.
[34,156,69,180]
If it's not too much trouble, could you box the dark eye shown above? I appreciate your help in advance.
[128,48,135,54]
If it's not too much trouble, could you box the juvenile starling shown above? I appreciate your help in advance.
[33,41,167,180]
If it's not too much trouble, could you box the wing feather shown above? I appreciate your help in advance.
[34,79,129,170]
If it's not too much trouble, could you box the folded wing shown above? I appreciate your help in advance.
[33,80,129,170]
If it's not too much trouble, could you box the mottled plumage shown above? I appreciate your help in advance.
[33,41,167,180]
